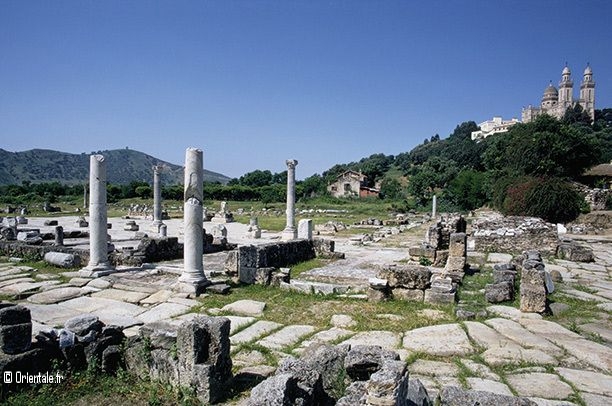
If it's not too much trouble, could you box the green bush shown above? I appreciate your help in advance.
[500,177,583,223]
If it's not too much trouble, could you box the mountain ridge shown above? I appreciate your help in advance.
[0,148,230,186]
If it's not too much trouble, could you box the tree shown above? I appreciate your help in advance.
[135,185,152,199]
[380,178,403,200]
[444,170,487,211]
[239,170,273,188]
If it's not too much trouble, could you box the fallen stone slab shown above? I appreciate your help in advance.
[25,303,82,326]
[1,281,60,296]
[555,367,612,397]
[0,272,31,282]
[257,325,315,351]
[86,278,112,289]
[230,320,282,345]
[466,377,513,396]
[222,299,266,317]
[138,289,174,305]
[409,359,459,377]
[225,315,256,335]
[580,392,612,406]
[487,253,514,263]
[341,330,401,350]
[482,346,557,366]
[0,277,36,289]
[299,327,353,349]
[92,288,150,304]
[26,287,86,304]
[439,385,537,405]
[506,372,574,400]
[464,321,516,349]
[486,305,543,321]
[485,318,560,353]
[67,277,92,287]
[0,268,30,278]
[60,296,146,317]
[403,324,474,356]
[136,302,190,324]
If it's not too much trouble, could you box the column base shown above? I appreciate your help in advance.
[79,263,116,278]
[281,228,297,241]
[150,221,164,233]
[173,276,210,296]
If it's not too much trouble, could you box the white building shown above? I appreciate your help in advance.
[471,116,520,141]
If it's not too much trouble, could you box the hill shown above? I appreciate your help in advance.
[0,148,230,186]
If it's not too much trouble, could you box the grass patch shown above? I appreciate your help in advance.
[4,368,200,406]
[197,284,454,333]
[289,258,327,278]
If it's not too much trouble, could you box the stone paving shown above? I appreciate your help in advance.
[0,216,611,405]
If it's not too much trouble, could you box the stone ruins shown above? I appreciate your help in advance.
[0,151,611,405]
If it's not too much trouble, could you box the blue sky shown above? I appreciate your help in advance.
[1,0,611,180]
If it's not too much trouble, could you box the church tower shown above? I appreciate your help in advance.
[558,65,573,109]
[579,64,595,120]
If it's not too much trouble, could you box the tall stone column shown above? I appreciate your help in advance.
[178,148,209,293]
[282,159,298,240]
[151,165,164,231]
[81,155,114,276]
[432,195,437,219]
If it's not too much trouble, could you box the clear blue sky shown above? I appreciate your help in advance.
[1,0,611,180]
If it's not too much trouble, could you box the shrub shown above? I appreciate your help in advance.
[500,177,583,223]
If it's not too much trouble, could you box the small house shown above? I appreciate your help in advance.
[327,170,380,198]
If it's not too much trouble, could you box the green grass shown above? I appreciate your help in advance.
[3,368,200,406]
[194,284,455,333]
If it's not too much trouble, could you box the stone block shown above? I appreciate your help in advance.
[444,256,466,273]
[368,287,389,302]
[493,268,517,285]
[556,242,594,262]
[424,289,455,305]
[365,359,409,405]
[408,245,436,260]
[344,345,399,381]
[448,233,467,257]
[378,265,431,289]
[520,267,547,313]
[297,219,313,240]
[485,281,514,303]
[0,323,32,354]
[392,288,424,302]
[433,249,449,267]
[0,304,31,325]
[44,252,81,268]
[44,220,59,226]
[64,314,103,336]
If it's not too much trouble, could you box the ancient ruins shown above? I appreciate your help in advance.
[0,149,611,405]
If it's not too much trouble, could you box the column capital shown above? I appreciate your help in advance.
[286,159,298,169]
[152,164,164,174]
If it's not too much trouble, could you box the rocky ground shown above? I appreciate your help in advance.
[0,214,610,405]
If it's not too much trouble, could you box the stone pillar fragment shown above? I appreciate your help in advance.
[178,148,209,294]
[54,225,64,246]
[151,165,164,231]
[81,155,114,276]
[282,159,298,241]
[297,219,313,240]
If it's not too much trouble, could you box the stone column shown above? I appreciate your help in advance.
[82,155,114,276]
[178,148,209,293]
[282,159,298,240]
[432,195,437,219]
[151,165,164,231]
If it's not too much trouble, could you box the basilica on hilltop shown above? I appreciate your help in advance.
[522,64,595,123]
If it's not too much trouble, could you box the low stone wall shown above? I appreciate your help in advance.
[471,216,558,256]
[225,238,340,285]
[0,240,88,263]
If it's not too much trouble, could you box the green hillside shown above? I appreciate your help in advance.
[0,148,230,185]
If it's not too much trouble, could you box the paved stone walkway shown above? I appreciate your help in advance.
[0,216,610,405]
